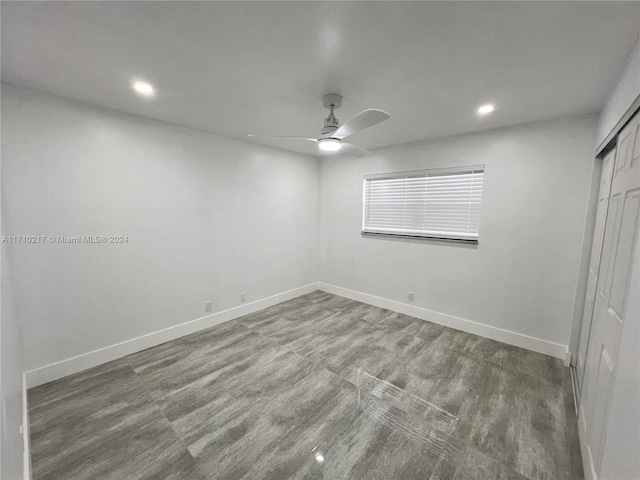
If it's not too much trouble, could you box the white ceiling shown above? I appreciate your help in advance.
[2,1,639,157]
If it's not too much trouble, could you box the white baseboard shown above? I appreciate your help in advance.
[24,281,570,389]
[24,283,318,389]
[317,282,569,361]
[22,374,31,480]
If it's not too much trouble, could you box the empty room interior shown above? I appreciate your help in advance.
[1,2,640,479]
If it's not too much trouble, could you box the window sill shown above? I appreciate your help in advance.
[361,231,478,245]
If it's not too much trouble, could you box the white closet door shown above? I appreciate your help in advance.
[576,147,616,395]
[578,111,640,480]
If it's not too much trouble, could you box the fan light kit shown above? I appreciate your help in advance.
[248,94,390,157]
[318,138,341,152]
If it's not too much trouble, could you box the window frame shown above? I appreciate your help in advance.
[361,165,485,244]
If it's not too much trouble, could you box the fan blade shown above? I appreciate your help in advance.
[341,143,370,157]
[248,134,317,142]
[333,109,390,139]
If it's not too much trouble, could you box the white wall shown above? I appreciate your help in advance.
[319,117,597,352]
[1,155,26,480]
[1,84,319,375]
[596,39,640,148]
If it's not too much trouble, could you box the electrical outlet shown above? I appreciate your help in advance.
[205,301,213,313]
[408,292,415,302]
[240,292,246,302]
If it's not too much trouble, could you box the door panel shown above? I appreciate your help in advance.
[615,127,631,171]
[579,110,640,480]
[609,190,639,314]
[576,148,616,392]
[589,346,614,473]
[599,204,640,479]
[579,191,622,431]
[599,194,621,301]
[632,123,640,167]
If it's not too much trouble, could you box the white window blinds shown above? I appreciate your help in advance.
[362,166,484,242]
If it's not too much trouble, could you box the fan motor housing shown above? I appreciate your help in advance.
[322,94,342,135]
[322,115,339,135]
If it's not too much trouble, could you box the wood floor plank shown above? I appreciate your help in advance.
[29,291,582,480]
[28,360,203,480]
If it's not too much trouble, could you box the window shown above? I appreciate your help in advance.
[362,165,484,243]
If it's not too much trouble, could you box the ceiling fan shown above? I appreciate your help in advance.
[248,94,390,157]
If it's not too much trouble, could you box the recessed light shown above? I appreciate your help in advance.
[477,104,495,115]
[132,81,155,97]
[315,453,325,463]
[318,138,341,152]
